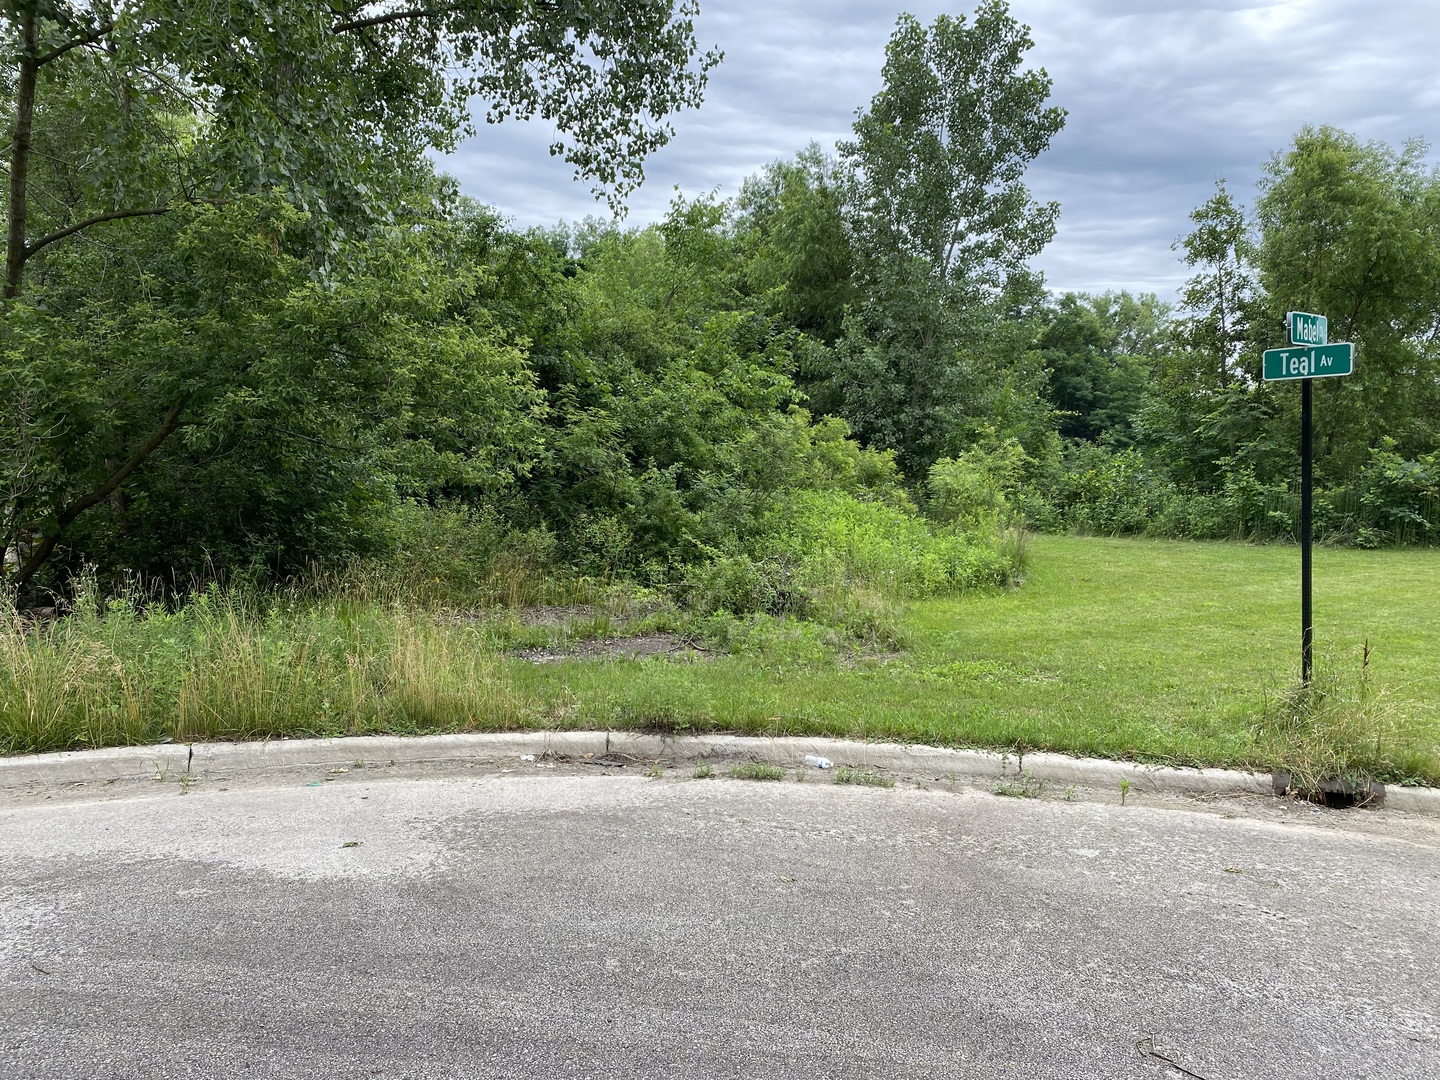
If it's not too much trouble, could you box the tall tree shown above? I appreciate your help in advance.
[1173,181,1256,387]
[1137,184,1273,488]
[839,1,1064,296]
[830,2,1065,477]
[1254,126,1440,478]
[3,1,720,296]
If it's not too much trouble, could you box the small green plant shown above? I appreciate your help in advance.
[643,763,665,778]
[993,767,1045,798]
[1062,784,1077,802]
[1119,778,1132,806]
[693,761,713,779]
[834,767,895,788]
[728,762,785,781]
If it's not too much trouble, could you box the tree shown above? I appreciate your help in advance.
[3,194,546,586]
[830,2,1065,478]
[2,1,719,589]
[839,2,1064,296]
[1173,181,1257,387]
[735,144,857,346]
[1254,126,1440,479]
[3,1,720,295]
[1038,291,1166,445]
[1145,129,1440,495]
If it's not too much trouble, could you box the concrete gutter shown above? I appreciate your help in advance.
[3,731,1437,815]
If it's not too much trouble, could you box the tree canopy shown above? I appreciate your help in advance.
[1,0,720,589]
[8,1,1440,606]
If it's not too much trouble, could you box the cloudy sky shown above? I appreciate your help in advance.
[439,1,1438,302]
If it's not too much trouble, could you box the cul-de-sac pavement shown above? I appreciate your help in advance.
[3,758,1438,1079]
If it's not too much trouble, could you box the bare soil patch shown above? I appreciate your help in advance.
[511,633,709,664]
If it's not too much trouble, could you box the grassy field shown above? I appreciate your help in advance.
[4,535,1438,783]
[508,535,1440,782]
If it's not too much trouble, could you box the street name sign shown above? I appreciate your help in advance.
[1288,311,1328,347]
[1263,342,1353,381]
[1268,311,1352,687]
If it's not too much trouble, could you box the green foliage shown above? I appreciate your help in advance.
[1024,128,1440,547]
[840,3,1064,292]
[1037,291,1166,444]
[6,537,1439,786]
[1256,649,1435,792]
[1172,180,1258,386]
[927,441,1026,530]
[6,1,719,238]
[1254,127,1440,480]
[2,2,719,588]
[1023,444,1173,536]
[758,490,1022,599]
[727,762,785,781]
[1342,444,1440,547]
[3,1,1063,616]
[826,3,1065,481]
[735,144,858,346]
[0,589,528,755]
[1022,438,1440,546]
[3,197,545,585]
[834,767,895,788]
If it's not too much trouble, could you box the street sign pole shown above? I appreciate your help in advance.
[1300,377,1313,686]
[1263,311,1353,690]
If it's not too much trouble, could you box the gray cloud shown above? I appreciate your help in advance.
[438,0,1439,301]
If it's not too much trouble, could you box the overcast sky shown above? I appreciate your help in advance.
[438,1,1438,302]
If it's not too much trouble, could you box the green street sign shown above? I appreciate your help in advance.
[1288,311,1328,346]
[1263,342,1354,380]
[1264,346,1312,380]
[1310,342,1353,376]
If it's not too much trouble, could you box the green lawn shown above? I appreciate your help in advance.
[5,535,1439,783]
[510,535,1440,781]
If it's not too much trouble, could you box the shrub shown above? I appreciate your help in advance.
[1022,443,1172,536]
[926,440,1026,531]
[1350,445,1439,547]
[758,490,1021,599]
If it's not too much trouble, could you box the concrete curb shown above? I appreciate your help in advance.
[0,743,193,786]
[3,731,1438,815]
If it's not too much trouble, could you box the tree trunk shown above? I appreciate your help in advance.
[10,400,189,592]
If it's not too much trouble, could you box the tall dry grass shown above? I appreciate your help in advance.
[1,590,533,755]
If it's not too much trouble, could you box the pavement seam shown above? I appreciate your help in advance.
[3,731,1438,815]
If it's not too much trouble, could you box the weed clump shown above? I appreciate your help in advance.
[1255,643,1436,791]
[992,767,1045,799]
[727,762,785,781]
[834,767,895,788]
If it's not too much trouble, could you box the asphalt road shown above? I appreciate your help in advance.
[2,764,1438,1079]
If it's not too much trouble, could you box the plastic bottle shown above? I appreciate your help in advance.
[804,754,833,769]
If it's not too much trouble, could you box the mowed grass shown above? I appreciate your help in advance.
[506,535,1440,781]
[4,536,1438,783]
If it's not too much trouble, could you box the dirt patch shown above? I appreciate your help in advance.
[438,602,666,628]
[511,633,709,664]
[512,604,604,628]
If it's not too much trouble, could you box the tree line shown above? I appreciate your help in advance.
[4,1,1437,605]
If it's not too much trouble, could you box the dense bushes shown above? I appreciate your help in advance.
[1018,441,1439,545]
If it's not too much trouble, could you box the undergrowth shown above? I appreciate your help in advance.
[0,588,531,754]
[1254,643,1435,790]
